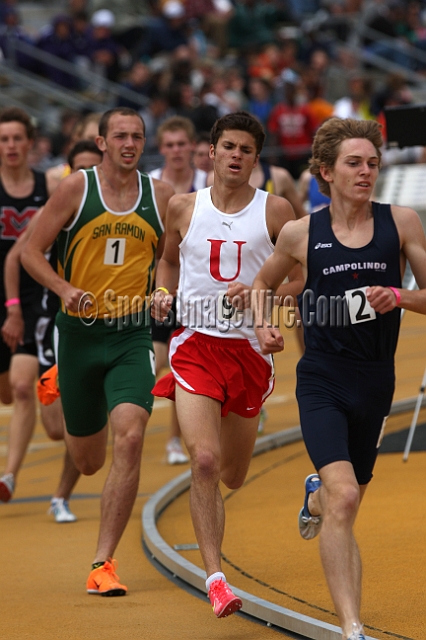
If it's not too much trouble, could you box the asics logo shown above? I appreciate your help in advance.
[315,242,332,249]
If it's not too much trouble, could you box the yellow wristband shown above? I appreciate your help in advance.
[150,287,169,304]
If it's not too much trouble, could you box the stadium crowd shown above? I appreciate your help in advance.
[2,0,426,177]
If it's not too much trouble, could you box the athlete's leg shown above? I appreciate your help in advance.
[93,402,149,562]
[175,384,225,577]
[40,399,81,500]
[220,411,259,489]
[311,460,368,639]
[64,424,108,476]
[3,354,38,478]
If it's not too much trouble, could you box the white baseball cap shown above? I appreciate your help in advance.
[162,1,185,19]
[91,9,115,28]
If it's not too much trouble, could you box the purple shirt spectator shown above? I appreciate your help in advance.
[36,15,78,88]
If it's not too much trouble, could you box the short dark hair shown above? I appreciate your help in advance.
[68,139,103,169]
[210,111,265,155]
[98,107,145,138]
[0,107,35,139]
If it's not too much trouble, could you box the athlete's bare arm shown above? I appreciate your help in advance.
[270,165,307,219]
[297,169,311,206]
[1,211,43,352]
[367,205,426,314]
[46,164,66,195]
[151,177,175,261]
[151,192,196,321]
[252,217,309,354]
[21,172,87,312]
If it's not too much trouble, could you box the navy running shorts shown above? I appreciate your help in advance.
[296,351,395,485]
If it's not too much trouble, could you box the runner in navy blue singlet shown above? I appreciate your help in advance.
[252,117,426,640]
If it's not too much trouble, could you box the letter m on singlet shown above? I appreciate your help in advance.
[207,239,246,282]
[0,206,37,240]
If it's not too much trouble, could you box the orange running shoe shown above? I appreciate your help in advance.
[37,364,60,406]
[86,559,127,597]
[208,579,242,618]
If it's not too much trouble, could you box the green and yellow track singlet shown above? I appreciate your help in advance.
[57,167,163,319]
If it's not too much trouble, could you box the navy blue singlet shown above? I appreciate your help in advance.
[297,202,401,362]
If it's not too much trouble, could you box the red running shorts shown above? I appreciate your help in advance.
[152,327,274,418]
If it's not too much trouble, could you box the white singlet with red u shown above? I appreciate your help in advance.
[153,186,275,416]
[177,186,274,341]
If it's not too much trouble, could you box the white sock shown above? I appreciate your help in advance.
[206,572,226,591]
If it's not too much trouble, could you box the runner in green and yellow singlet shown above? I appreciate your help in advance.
[22,107,174,597]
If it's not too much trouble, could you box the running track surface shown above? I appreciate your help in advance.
[1,311,425,640]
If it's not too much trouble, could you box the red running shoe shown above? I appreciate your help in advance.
[208,579,242,618]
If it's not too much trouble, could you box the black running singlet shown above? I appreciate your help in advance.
[0,170,48,304]
[297,202,401,362]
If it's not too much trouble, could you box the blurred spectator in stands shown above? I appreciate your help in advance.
[193,131,214,173]
[46,110,102,190]
[89,9,123,87]
[227,0,291,55]
[363,0,414,71]
[49,108,81,158]
[0,6,36,72]
[36,14,78,88]
[70,10,93,84]
[117,61,152,109]
[0,0,18,25]
[302,71,334,128]
[370,71,410,117]
[89,0,150,60]
[286,0,319,21]
[135,1,189,61]
[188,80,220,133]
[267,68,317,179]
[224,66,248,110]
[202,70,241,116]
[139,91,173,172]
[304,0,356,56]
[168,81,196,119]
[247,42,287,84]
[78,111,102,140]
[28,132,56,171]
[407,0,426,69]
[332,71,374,120]
[246,77,275,130]
[300,46,337,105]
[184,0,233,57]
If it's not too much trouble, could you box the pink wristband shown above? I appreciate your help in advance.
[388,287,401,306]
[4,298,20,308]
